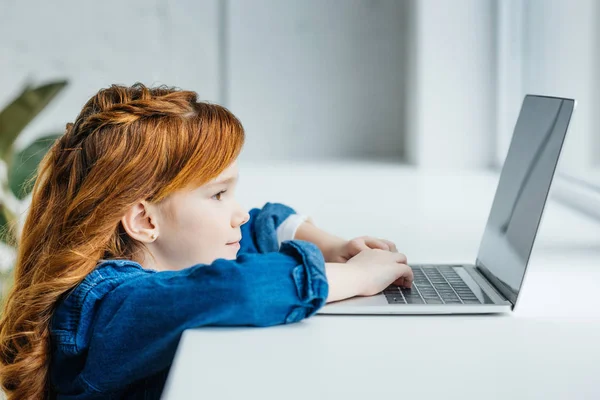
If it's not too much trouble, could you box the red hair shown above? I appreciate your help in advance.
[0,83,245,399]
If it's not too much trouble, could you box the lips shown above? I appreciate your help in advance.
[227,239,241,245]
[227,241,240,250]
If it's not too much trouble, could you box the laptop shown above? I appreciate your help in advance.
[319,94,576,315]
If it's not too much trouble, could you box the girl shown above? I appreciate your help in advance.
[0,83,413,399]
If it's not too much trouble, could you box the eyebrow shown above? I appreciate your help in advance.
[207,173,239,187]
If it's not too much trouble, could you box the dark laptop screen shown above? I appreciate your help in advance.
[476,95,575,305]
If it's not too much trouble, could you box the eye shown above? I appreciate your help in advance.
[212,190,227,201]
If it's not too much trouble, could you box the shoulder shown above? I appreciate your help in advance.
[50,259,153,353]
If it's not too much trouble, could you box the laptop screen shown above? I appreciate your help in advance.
[476,95,575,306]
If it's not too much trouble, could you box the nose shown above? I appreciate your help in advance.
[231,203,250,228]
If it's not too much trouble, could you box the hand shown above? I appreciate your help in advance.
[326,236,399,263]
[345,248,413,297]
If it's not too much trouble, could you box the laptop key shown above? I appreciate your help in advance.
[405,297,425,304]
[424,298,443,304]
[386,296,407,304]
[442,296,460,302]
[439,292,456,296]
[438,266,455,271]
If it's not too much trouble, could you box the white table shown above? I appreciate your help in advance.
[162,162,600,400]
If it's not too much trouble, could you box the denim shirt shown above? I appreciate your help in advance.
[49,202,329,399]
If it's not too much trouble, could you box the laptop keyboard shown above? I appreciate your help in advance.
[384,266,482,305]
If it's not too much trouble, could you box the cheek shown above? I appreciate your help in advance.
[174,207,228,241]
[177,215,214,240]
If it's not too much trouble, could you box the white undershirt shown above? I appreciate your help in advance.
[275,214,309,248]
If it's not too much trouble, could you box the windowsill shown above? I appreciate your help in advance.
[552,172,600,222]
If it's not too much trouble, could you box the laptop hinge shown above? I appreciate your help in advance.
[474,259,516,306]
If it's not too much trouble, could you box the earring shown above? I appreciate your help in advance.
[151,233,157,240]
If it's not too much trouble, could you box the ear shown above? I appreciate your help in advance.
[121,201,159,243]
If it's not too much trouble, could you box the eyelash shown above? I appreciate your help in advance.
[212,190,227,201]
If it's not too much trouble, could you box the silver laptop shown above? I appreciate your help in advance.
[319,95,576,315]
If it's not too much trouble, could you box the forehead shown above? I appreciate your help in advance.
[160,161,240,206]
[216,162,238,180]
[207,161,239,185]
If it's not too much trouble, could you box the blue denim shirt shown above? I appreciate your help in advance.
[49,202,328,399]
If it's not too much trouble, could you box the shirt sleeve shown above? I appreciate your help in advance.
[276,214,309,248]
[239,202,299,254]
[81,240,328,394]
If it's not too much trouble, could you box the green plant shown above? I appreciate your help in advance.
[0,80,68,303]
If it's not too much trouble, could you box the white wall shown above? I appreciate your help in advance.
[523,0,599,176]
[496,0,600,177]
[0,0,222,151]
[229,0,409,162]
[495,0,524,168]
[406,0,497,169]
[0,0,410,162]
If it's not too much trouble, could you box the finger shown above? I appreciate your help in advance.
[394,278,410,288]
[363,237,390,251]
[392,266,412,287]
[404,267,414,287]
[380,239,398,252]
[391,252,408,264]
[336,254,351,263]
[346,238,370,257]
[393,277,405,287]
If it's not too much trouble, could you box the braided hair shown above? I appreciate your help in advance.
[0,83,245,399]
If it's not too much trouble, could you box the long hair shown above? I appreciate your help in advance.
[0,83,245,399]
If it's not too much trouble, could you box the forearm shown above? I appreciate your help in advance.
[294,220,346,262]
[325,262,362,303]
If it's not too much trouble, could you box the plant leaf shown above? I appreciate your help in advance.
[8,134,62,199]
[0,80,68,161]
[0,204,8,244]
